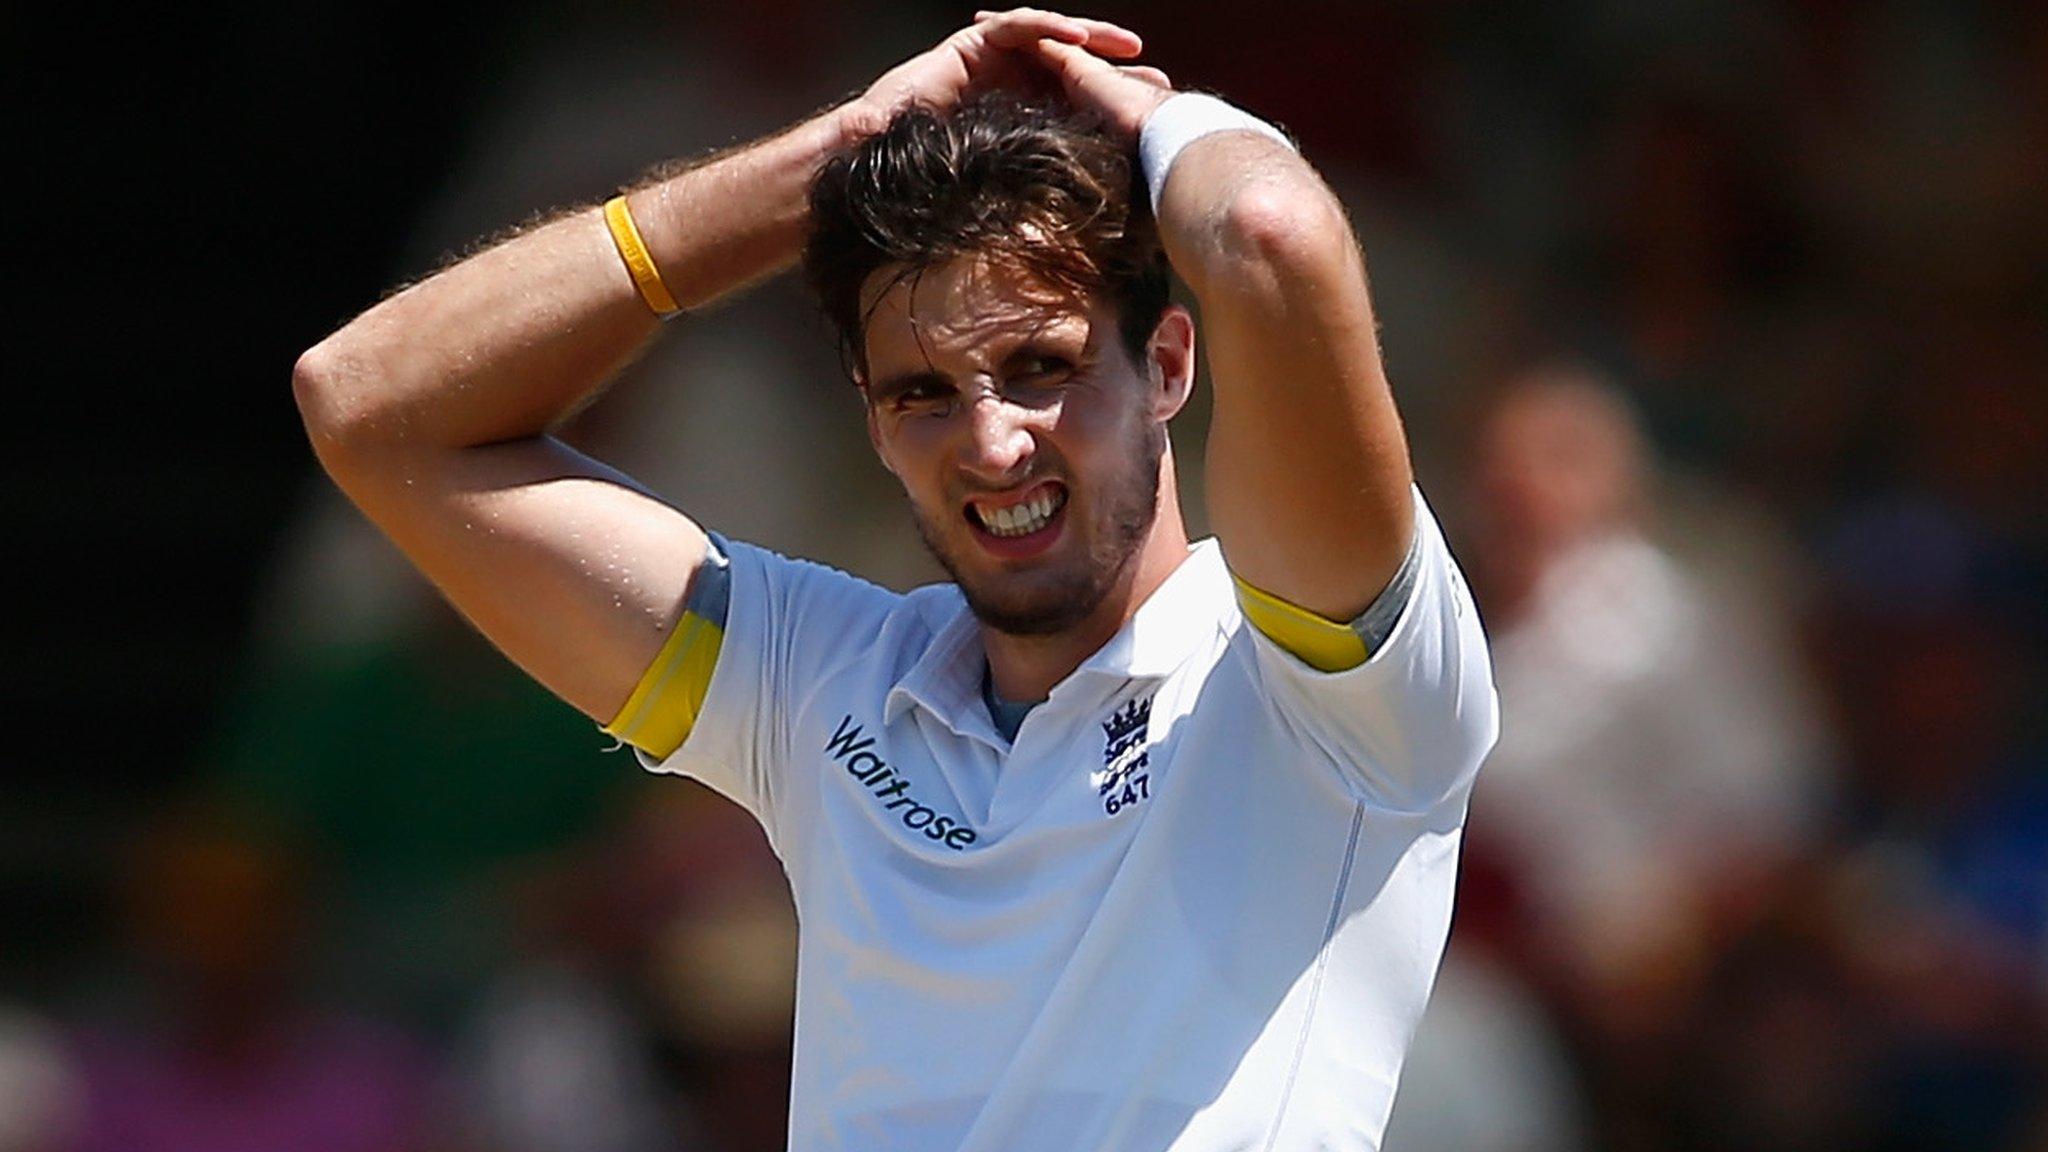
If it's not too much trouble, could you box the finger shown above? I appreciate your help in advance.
[1028,36,1125,104]
[976,8,1089,49]
[1031,35,1117,82]
[976,9,1141,58]
[1118,64,1171,88]
[1070,17,1143,59]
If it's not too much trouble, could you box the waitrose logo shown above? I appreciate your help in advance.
[825,714,978,850]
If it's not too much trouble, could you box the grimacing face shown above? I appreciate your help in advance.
[858,254,1189,636]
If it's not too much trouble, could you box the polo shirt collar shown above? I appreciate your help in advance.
[884,539,1231,739]
[883,595,993,737]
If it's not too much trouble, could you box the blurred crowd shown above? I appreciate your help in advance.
[6,1,2044,1150]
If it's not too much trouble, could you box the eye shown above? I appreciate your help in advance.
[1004,354,1077,405]
[1013,354,1075,382]
[887,380,955,416]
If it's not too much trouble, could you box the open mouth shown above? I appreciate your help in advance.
[965,482,1068,539]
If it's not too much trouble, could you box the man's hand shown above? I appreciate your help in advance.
[855,8,1147,131]
[1026,35,1174,140]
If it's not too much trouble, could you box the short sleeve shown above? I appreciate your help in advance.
[1237,486,1499,812]
[632,540,903,849]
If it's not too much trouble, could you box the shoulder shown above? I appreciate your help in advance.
[1208,489,1499,810]
[725,541,966,673]
[1509,532,1699,671]
[727,539,904,625]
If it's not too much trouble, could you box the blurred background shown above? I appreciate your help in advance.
[7,0,2045,1149]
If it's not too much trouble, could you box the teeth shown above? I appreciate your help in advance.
[976,490,1064,537]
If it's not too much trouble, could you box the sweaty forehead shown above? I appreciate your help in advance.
[859,254,1096,377]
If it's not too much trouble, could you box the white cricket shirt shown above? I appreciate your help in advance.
[642,487,1497,1150]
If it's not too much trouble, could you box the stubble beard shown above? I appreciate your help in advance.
[913,423,1166,637]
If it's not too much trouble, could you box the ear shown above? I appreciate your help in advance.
[1145,304,1197,422]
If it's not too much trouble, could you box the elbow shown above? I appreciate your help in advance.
[291,339,378,474]
[1222,181,1349,269]
[290,342,336,421]
[1173,171,1356,301]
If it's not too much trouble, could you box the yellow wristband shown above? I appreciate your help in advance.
[603,195,683,317]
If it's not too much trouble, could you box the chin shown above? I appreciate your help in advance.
[959,570,1109,636]
[917,517,1115,637]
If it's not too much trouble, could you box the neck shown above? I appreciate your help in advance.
[982,471,1190,703]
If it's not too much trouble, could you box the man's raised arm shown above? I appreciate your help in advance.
[1034,42,1415,625]
[292,10,1145,725]
[291,112,857,723]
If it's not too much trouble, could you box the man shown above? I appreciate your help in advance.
[295,9,1496,1148]
[1451,366,1827,1131]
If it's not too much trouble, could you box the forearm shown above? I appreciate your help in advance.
[1154,118,1415,620]
[293,103,871,469]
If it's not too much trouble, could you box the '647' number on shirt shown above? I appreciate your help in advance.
[1104,774,1151,816]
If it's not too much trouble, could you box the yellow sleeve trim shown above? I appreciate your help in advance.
[603,610,724,759]
[1232,574,1371,673]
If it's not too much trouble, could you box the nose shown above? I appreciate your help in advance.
[958,392,1036,483]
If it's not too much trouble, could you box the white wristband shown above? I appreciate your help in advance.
[1138,93,1295,215]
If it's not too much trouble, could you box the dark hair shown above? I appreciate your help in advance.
[804,93,1170,379]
